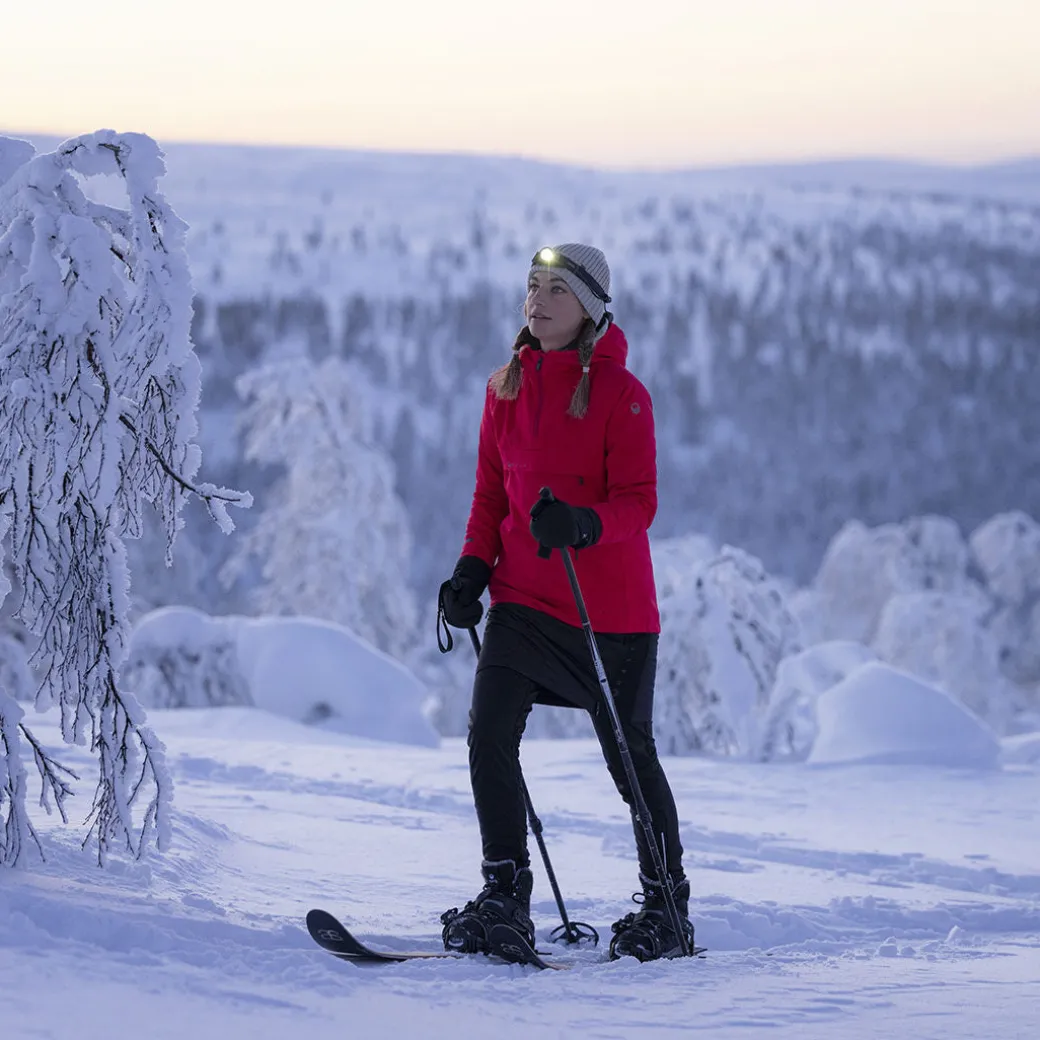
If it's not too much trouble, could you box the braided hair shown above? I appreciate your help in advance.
[489,318,600,418]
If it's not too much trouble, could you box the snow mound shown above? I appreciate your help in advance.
[754,640,876,760]
[127,607,439,747]
[808,661,1000,769]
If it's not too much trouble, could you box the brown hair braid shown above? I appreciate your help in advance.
[488,325,535,400]
[489,318,599,417]
[566,318,599,418]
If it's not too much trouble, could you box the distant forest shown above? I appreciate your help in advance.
[174,178,1038,619]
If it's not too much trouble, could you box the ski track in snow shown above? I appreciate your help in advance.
[2,708,1038,1039]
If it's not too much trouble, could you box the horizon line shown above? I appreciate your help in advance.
[4,126,1039,178]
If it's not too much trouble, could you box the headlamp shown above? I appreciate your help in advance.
[531,248,611,304]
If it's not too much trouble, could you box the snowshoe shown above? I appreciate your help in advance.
[609,872,696,962]
[441,859,535,954]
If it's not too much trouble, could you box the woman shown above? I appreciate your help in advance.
[437,243,693,962]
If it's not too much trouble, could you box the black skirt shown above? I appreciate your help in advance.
[477,602,658,722]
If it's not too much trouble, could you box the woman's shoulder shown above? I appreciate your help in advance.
[594,360,653,409]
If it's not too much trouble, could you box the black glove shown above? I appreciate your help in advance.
[438,555,492,629]
[529,495,602,550]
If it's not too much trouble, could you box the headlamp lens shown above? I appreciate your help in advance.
[537,247,556,264]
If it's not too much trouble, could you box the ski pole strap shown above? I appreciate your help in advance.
[436,596,454,653]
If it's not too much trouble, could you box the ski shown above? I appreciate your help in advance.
[306,909,465,963]
[307,908,707,970]
[487,922,569,970]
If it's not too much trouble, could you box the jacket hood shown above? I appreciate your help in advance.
[522,322,629,369]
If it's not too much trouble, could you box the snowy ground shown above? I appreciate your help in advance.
[2,707,1038,1040]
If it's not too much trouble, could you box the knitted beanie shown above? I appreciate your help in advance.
[530,243,611,329]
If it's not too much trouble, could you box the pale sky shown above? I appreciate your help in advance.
[3,0,1038,168]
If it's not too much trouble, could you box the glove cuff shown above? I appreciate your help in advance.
[574,508,602,549]
[453,554,493,589]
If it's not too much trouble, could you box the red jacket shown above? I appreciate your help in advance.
[462,323,660,633]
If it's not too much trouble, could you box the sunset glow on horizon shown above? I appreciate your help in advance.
[3,0,1038,169]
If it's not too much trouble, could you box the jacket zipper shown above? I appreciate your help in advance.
[534,354,544,437]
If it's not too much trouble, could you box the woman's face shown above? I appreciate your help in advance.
[526,270,586,349]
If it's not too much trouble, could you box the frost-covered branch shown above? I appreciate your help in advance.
[0,693,40,864]
[19,721,78,822]
[117,412,250,534]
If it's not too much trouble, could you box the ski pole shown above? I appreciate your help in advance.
[534,487,692,957]
[467,627,598,946]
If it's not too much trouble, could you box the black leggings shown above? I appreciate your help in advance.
[467,665,684,880]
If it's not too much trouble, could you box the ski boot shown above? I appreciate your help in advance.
[441,859,535,954]
[609,872,696,962]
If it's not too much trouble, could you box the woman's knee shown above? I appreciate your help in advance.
[467,667,535,748]
[601,722,663,789]
[468,705,523,749]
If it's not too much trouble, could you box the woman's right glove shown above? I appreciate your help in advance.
[438,555,493,630]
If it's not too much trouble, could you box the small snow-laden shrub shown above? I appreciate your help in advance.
[655,546,802,756]
[752,640,877,761]
[651,533,717,600]
[124,609,250,709]
[127,606,439,747]
[874,591,1022,735]
[970,512,1040,690]
[970,511,1040,608]
[812,516,977,644]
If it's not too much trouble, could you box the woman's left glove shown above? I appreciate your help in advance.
[529,495,602,550]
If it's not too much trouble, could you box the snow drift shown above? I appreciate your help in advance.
[808,661,1000,768]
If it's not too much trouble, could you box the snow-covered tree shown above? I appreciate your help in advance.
[0,132,250,865]
[224,350,416,658]
[873,591,1018,734]
[970,512,1040,691]
[811,516,978,644]
[654,545,803,756]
